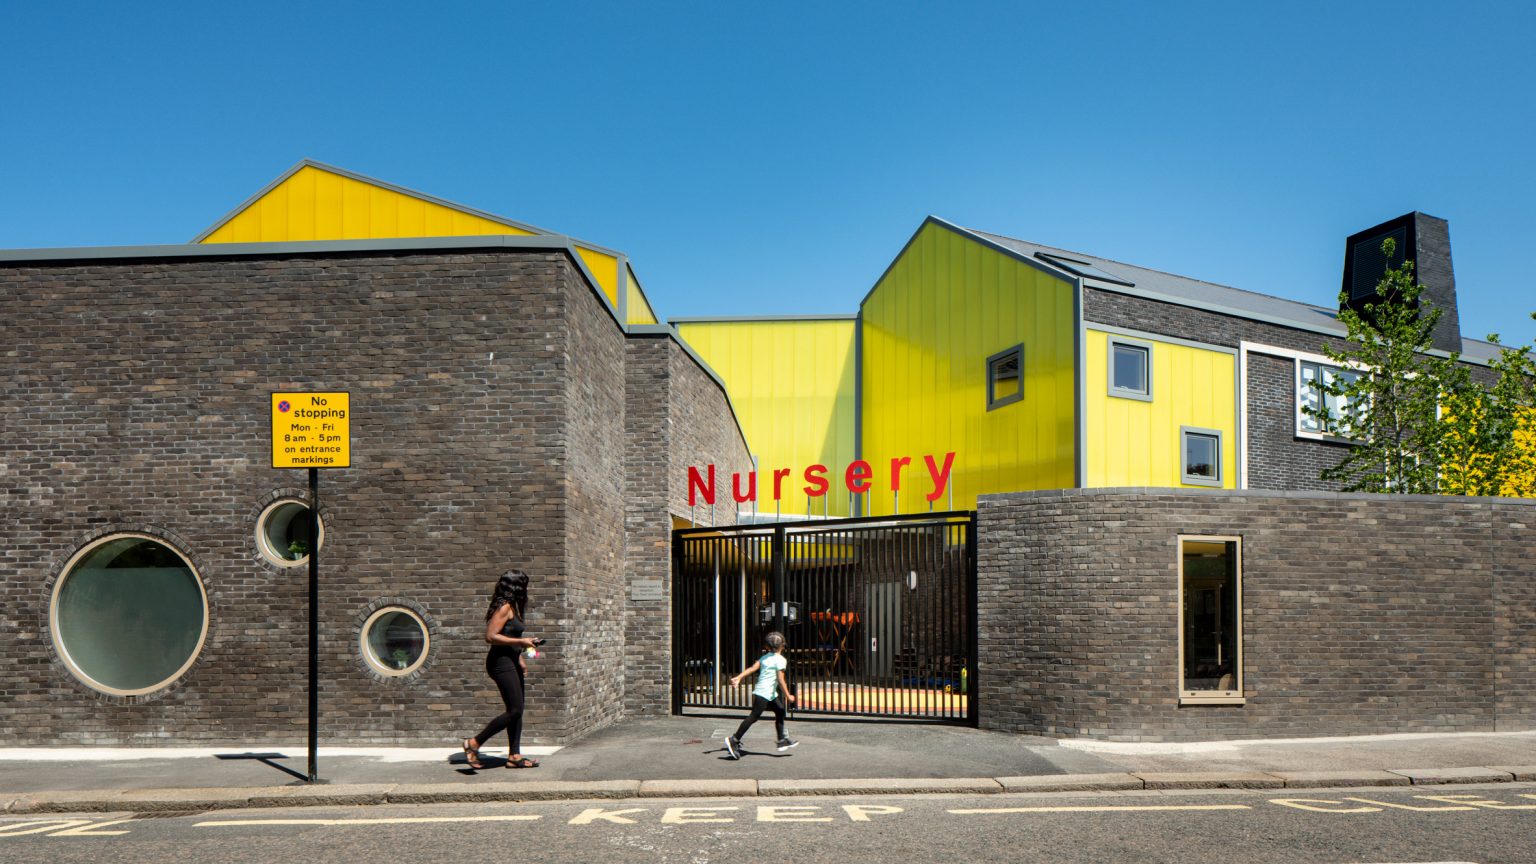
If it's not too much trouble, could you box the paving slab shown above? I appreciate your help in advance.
[639,779,758,798]
[1135,771,1284,790]
[1486,766,1536,782]
[389,780,640,803]
[113,787,258,811]
[1387,767,1515,785]
[10,789,129,814]
[246,783,397,807]
[1272,770,1411,789]
[758,777,1001,796]
[997,773,1143,793]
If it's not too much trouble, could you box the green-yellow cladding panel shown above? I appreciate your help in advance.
[676,319,857,517]
[1084,329,1237,488]
[861,222,1076,515]
[625,265,658,325]
[200,164,624,310]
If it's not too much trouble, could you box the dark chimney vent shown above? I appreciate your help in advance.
[1341,212,1461,354]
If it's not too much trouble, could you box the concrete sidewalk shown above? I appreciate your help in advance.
[2,717,1533,813]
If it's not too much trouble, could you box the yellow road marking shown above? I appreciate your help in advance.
[46,819,135,837]
[0,820,94,837]
[949,804,1252,814]
[196,815,541,827]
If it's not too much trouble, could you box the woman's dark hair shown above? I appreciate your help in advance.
[486,569,530,621]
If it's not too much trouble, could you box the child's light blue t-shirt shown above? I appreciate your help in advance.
[753,652,787,700]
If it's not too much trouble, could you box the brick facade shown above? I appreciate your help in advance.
[977,488,1536,741]
[0,247,748,745]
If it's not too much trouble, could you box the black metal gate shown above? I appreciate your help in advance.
[672,512,977,724]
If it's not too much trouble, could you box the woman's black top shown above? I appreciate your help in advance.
[487,612,525,673]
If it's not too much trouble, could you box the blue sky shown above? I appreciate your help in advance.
[3,1,1533,347]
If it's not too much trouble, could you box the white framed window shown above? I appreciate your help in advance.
[986,344,1024,410]
[50,533,209,697]
[1180,426,1223,487]
[1178,535,1243,704]
[1108,338,1153,401]
[256,499,325,567]
[360,607,431,677]
[1297,360,1363,439]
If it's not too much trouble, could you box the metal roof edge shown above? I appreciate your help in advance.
[628,323,754,464]
[669,314,858,324]
[857,216,1076,311]
[0,234,582,263]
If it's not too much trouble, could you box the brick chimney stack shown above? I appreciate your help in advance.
[1340,212,1462,355]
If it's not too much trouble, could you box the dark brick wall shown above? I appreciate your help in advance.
[1244,353,1349,490]
[978,488,1536,741]
[554,258,628,742]
[621,335,751,716]
[0,248,747,745]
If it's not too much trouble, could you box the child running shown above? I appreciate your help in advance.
[724,630,797,758]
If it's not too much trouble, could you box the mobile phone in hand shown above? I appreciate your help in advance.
[532,638,547,647]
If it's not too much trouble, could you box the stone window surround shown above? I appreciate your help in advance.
[50,531,210,698]
[1177,534,1245,706]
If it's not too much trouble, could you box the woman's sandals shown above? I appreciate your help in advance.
[505,756,540,769]
[461,738,485,770]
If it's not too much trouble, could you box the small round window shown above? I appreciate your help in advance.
[361,607,430,676]
[51,534,208,696]
[256,499,324,567]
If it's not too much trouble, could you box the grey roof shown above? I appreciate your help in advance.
[962,225,1516,366]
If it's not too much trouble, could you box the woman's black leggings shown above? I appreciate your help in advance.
[475,661,525,754]
[734,695,785,741]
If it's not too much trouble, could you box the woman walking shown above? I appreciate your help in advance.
[462,570,544,769]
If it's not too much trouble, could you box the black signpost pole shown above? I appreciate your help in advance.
[308,466,320,783]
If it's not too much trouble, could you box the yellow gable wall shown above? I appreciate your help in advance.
[861,221,1078,515]
[198,164,623,310]
[676,319,858,517]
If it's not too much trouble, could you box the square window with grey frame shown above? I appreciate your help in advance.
[1108,338,1152,401]
[1179,536,1242,700]
[1180,426,1222,486]
[986,344,1023,410]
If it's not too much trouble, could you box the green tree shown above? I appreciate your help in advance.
[1306,237,1468,493]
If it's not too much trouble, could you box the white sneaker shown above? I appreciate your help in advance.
[724,736,742,759]
[776,737,798,751]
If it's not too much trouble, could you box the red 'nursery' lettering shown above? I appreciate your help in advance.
[686,453,957,508]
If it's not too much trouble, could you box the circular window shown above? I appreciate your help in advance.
[50,534,209,696]
[256,499,324,567]
[361,607,430,676]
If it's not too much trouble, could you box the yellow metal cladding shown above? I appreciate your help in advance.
[625,265,659,325]
[198,163,623,310]
[676,319,857,517]
[574,247,621,309]
[860,221,1076,516]
[1083,329,1237,488]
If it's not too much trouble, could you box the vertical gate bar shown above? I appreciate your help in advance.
[713,544,721,699]
[672,533,682,714]
[966,514,978,726]
[773,526,786,644]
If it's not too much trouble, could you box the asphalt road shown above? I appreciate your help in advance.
[4,783,1535,863]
